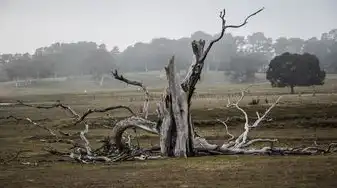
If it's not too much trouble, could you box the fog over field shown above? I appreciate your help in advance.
[1,1,337,188]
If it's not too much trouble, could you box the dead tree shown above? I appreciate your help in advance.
[5,7,336,164]
[111,7,266,157]
[109,7,336,157]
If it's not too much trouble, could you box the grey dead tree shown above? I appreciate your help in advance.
[111,7,266,157]
[5,7,336,164]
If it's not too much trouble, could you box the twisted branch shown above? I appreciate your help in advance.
[216,118,235,141]
[80,123,92,155]
[73,105,135,125]
[111,69,150,119]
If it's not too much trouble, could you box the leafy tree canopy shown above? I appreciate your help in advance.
[266,52,325,93]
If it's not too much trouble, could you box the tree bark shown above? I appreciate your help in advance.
[159,57,194,157]
[110,7,265,158]
[111,116,158,151]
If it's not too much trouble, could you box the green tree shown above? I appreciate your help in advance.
[266,52,325,94]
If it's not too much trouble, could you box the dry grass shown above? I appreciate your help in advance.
[1,79,337,187]
[1,156,337,188]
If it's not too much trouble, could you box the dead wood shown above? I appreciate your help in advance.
[6,7,335,164]
[111,70,150,119]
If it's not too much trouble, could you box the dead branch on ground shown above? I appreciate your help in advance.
[5,7,336,164]
[73,105,135,125]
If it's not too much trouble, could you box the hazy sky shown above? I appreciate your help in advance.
[1,0,336,54]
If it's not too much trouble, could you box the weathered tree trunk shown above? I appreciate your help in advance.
[110,7,265,158]
[159,57,194,157]
[159,40,209,157]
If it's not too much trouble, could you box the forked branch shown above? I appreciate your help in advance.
[181,8,263,95]
[251,96,282,128]
[226,90,281,148]
[17,100,133,127]
[201,7,264,62]
[111,69,150,119]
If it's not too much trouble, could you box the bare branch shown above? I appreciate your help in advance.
[25,118,58,137]
[256,111,261,119]
[201,7,264,62]
[250,96,282,128]
[111,69,150,119]
[216,118,235,141]
[0,115,26,122]
[42,146,70,156]
[0,115,49,122]
[73,105,135,125]
[226,85,253,107]
[17,100,132,129]
[17,100,80,119]
[225,88,282,149]
[80,123,92,155]
[86,155,112,162]
[111,69,145,88]
[224,8,264,29]
[181,7,263,95]
[241,138,278,148]
[227,90,249,130]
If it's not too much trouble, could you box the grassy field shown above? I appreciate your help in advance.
[1,76,337,187]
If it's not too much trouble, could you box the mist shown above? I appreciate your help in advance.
[0,0,336,93]
[1,0,336,54]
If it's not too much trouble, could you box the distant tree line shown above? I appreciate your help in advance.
[0,42,118,82]
[0,29,336,83]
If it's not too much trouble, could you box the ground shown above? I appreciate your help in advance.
[1,75,337,187]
